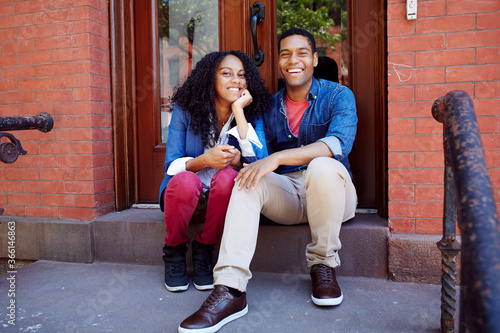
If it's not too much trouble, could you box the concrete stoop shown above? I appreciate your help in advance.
[0,208,452,283]
[388,233,462,285]
[0,210,454,333]
[92,209,389,279]
[0,217,93,263]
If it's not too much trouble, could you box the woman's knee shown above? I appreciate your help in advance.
[167,171,202,195]
[211,168,238,191]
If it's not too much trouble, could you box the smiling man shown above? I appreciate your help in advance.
[178,28,358,333]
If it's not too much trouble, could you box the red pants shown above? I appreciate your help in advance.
[163,168,238,247]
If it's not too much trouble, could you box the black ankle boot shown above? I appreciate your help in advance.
[163,243,189,292]
[191,240,215,291]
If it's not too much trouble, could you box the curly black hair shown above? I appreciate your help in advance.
[171,50,271,147]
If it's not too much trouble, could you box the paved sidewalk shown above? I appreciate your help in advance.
[0,260,442,333]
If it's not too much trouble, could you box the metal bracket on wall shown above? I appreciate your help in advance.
[0,113,54,216]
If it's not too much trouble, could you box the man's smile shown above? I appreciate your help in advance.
[287,68,304,76]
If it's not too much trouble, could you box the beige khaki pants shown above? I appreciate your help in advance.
[213,157,357,292]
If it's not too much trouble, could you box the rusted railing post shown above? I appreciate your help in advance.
[432,90,500,333]
[0,112,54,215]
[432,96,461,333]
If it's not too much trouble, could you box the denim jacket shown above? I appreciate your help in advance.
[158,104,268,210]
[264,77,357,177]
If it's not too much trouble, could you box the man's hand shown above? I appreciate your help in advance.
[234,142,334,190]
[235,154,280,191]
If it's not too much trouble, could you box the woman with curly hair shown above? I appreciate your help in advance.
[159,50,271,293]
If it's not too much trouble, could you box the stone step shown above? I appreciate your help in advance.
[0,208,389,279]
[92,208,389,279]
[0,217,93,263]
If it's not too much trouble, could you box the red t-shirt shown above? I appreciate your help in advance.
[285,95,309,137]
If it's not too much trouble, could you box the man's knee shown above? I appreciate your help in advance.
[308,157,343,177]
[309,156,334,169]
[305,157,350,192]
[230,172,273,203]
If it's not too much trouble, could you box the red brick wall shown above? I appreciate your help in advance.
[387,0,500,234]
[0,0,113,220]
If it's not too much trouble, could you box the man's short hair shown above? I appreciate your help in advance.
[278,28,316,54]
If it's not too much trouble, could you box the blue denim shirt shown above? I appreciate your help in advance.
[264,77,357,177]
[158,104,268,210]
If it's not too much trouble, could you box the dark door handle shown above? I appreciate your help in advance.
[250,1,265,66]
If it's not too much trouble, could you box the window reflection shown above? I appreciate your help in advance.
[158,0,219,143]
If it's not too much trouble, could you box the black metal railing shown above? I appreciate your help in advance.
[432,90,500,333]
[0,112,54,215]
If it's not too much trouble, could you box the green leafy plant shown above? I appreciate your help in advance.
[277,0,345,50]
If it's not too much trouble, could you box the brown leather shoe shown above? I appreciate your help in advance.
[310,264,343,306]
[178,285,248,333]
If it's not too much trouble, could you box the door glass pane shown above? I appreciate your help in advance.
[158,0,219,143]
[276,0,348,87]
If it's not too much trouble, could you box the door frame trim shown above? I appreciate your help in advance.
[110,0,387,215]
[348,0,387,217]
[110,0,138,210]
